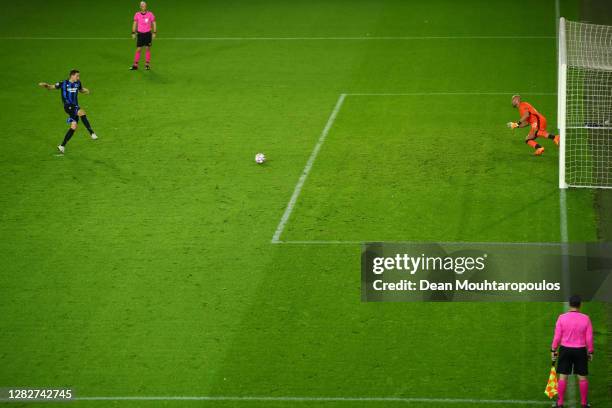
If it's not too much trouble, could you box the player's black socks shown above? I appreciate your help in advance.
[81,115,94,135]
[547,134,556,139]
[61,128,75,146]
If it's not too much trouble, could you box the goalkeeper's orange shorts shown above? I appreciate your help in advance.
[529,115,548,137]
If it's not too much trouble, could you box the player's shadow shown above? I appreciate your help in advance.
[141,69,170,84]
[94,50,172,84]
[97,50,133,70]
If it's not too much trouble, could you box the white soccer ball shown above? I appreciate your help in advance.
[255,153,266,164]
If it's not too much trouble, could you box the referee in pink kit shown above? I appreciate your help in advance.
[551,295,594,408]
[130,1,157,70]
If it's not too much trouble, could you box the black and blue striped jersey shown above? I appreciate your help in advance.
[54,80,82,106]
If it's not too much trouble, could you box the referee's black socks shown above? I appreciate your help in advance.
[61,128,75,146]
[81,115,95,135]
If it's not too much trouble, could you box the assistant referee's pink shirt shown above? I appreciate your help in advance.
[551,311,594,353]
[134,11,155,33]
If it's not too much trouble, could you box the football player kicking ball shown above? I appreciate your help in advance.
[38,69,98,154]
[130,1,157,71]
[507,95,559,156]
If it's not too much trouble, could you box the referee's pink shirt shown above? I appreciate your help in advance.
[551,310,594,353]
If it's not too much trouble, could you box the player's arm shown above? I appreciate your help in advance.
[38,82,58,90]
[76,81,89,95]
[507,112,530,129]
[586,317,594,360]
[550,317,562,361]
[516,111,530,128]
[152,20,157,38]
[132,20,137,39]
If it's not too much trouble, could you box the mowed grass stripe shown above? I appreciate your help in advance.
[0,36,556,40]
[69,395,551,405]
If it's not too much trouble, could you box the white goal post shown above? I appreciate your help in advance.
[558,17,612,189]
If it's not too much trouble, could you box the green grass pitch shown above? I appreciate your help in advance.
[0,0,609,407]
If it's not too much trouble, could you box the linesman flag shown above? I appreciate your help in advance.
[544,362,558,399]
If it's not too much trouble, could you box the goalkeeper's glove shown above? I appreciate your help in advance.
[507,122,519,129]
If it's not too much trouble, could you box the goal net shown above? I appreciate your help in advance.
[558,18,612,189]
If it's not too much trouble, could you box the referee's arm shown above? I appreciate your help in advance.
[586,317,594,360]
[551,316,562,360]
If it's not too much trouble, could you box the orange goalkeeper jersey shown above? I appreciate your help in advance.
[518,101,546,125]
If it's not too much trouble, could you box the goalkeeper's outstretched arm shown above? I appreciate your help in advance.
[507,111,530,129]
[38,82,57,90]
[517,111,530,127]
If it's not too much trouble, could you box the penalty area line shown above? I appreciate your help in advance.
[68,396,551,405]
[271,94,346,243]
[346,92,557,96]
[275,240,567,246]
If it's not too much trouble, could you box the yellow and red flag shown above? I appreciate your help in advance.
[544,362,558,399]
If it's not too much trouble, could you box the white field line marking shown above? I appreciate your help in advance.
[69,396,551,405]
[278,240,567,246]
[558,164,576,406]
[559,190,577,407]
[555,0,575,401]
[278,240,363,245]
[559,187,569,244]
[347,92,557,96]
[271,94,346,243]
[0,36,555,41]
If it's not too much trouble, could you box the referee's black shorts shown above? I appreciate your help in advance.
[557,346,589,376]
[136,31,153,47]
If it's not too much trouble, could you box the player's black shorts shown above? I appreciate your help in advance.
[557,346,589,376]
[137,31,153,47]
[63,104,79,124]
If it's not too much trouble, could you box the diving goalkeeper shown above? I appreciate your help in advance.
[507,95,559,156]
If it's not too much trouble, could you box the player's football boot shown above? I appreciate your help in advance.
[145,64,151,70]
[554,135,560,146]
[129,65,138,70]
[57,145,65,154]
[535,147,545,156]
[582,404,591,408]
[91,133,98,140]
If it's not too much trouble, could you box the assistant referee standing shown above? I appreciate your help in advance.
[551,295,594,408]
